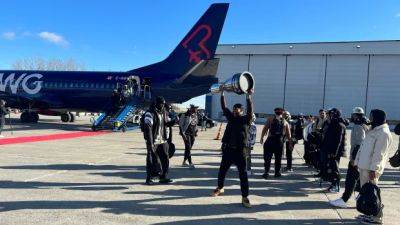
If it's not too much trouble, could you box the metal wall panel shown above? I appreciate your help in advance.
[210,55,249,119]
[367,55,400,120]
[324,55,369,118]
[284,55,325,115]
[248,55,286,114]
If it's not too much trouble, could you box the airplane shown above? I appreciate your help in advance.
[0,3,229,130]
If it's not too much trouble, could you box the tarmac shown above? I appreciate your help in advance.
[0,114,399,225]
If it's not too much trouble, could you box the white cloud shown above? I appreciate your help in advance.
[38,31,69,47]
[2,32,16,40]
[395,13,400,18]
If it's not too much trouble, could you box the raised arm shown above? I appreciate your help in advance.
[246,90,254,123]
[220,91,227,111]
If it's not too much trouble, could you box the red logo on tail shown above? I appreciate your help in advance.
[182,24,212,63]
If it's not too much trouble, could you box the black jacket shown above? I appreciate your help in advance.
[220,95,253,149]
[321,120,347,157]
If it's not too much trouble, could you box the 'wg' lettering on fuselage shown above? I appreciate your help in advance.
[0,73,43,95]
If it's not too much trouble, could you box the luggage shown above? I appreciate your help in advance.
[357,182,382,216]
[168,142,176,158]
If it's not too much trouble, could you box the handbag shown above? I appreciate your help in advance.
[168,142,176,158]
[394,123,400,135]
[357,182,382,216]
[389,150,400,167]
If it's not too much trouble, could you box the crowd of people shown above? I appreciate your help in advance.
[140,89,398,225]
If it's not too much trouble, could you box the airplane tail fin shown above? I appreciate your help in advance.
[130,3,229,78]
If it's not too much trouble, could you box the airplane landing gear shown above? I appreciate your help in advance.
[69,112,75,122]
[61,112,75,122]
[20,111,39,123]
[61,113,71,122]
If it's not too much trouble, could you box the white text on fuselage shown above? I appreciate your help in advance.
[0,73,43,95]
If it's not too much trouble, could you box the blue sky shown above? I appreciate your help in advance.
[1,0,400,108]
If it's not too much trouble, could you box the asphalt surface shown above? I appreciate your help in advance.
[0,114,399,225]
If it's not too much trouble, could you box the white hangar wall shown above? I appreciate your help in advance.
[208,41,400,121]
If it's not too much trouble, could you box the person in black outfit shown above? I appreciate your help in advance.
[179,105,198,168]
[142,96,175,185]
[320,108,347,193]
[260,108,292,179]
[0,100,10,137]
[311,109,328,176]
[211,88,253,208]
[330,107,369,208]
[110,89,121,114]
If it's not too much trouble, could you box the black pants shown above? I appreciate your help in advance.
[286,141,294,170]
[342,161,360,202]
[183,134,195,164]
[217,145,249,197]
[263,137,284,175]
[303,141,311,164]
[146,142,169,179]
[323,157,341,185]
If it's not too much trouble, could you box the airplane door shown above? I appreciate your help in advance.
[142,77,152,101]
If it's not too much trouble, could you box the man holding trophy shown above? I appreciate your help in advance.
[210,72,254,208]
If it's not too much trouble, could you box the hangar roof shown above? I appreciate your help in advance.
[216,40,400,55]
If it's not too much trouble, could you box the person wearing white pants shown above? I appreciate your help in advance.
[354,109,393,225]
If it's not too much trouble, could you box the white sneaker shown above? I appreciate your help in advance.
[329,198,348,208]
[182,161,189,167]
[189,164,195,169]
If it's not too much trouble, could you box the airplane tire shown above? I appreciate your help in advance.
[69,113,75,122]
[20,112,30,123]
[61,113,71,123]
[30,113,39,123]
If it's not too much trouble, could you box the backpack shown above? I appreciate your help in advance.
[270,118,284,138]
[389,150,400,168]
[394,123,400,135]
[357,182,382,216]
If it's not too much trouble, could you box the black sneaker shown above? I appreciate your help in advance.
[145,178,155,185]
[159,178,174,184]
[361,217,382,225]
[313,173,322,177]
[262,173,269,179]
[274,173,282,178]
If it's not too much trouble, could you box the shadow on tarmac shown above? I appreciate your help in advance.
[0,150,398,221]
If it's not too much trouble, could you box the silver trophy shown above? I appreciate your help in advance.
[210,71,254,95]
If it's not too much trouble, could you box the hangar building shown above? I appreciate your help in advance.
[206,40,400,121]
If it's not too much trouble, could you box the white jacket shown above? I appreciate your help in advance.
[355,124,393,174]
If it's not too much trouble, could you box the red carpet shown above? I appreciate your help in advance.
[0,131,110,146]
